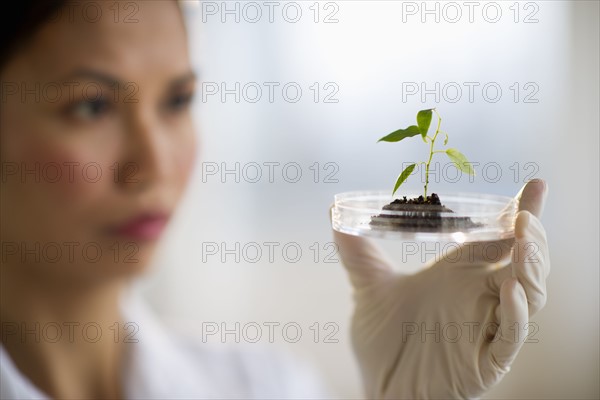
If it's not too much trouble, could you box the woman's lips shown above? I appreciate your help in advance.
[110,213,169,241]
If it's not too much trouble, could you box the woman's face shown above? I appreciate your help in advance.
[0,1,197,283]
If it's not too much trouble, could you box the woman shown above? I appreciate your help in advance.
[0,1,551,399]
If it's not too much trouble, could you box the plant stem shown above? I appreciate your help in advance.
[424,109,442,198]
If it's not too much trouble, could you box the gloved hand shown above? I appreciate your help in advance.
[333,180,550,399]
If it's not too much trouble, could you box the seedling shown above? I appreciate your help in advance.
[378,108,475,198]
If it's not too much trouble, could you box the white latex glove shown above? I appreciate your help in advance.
[333,180,550,399]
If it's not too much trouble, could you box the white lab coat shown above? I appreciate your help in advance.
[0,289,329,399]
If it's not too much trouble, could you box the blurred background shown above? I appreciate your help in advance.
[136,1,598,398]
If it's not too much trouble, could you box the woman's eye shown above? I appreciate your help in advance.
[167,92,194,111]
[70,99,110,120]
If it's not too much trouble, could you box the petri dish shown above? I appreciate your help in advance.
[331,191,517,242]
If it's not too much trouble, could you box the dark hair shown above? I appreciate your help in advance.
[0,0,66,71]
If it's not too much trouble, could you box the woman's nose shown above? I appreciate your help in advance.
[117,109,169,192]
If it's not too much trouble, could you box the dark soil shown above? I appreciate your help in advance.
[369,193,481,232]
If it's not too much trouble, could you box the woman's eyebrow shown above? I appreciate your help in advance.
[169,71,197,88]
[58,69,197,88]
[59,68,122,86]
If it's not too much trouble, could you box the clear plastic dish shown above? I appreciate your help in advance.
[331,191,517,242]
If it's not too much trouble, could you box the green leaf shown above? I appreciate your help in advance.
[443,132,449,146]
[392,163,416,195]
[446,148,475,176]
[377,125,421,143]
[417,109,433,139]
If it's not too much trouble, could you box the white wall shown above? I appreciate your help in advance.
[139,1,599,398]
